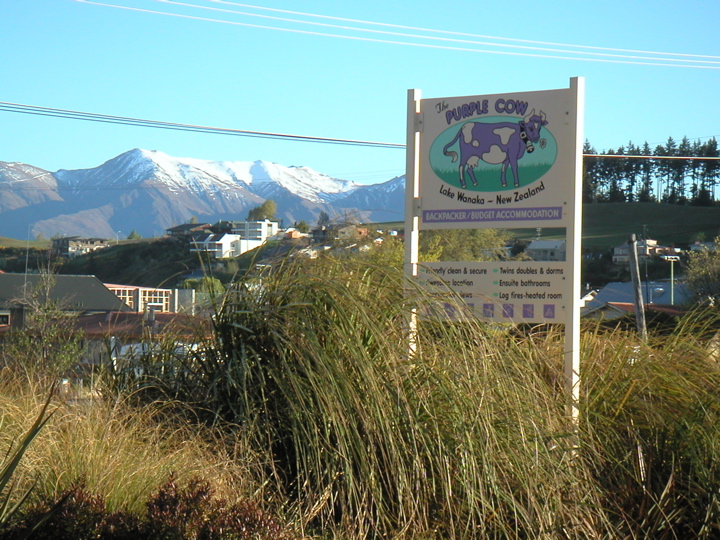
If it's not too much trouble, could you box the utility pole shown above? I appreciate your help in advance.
[661,255,680,305]
[628,234,647,341]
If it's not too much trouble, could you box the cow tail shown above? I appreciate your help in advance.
[443,129,462,163]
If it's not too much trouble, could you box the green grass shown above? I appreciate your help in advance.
[582,202,720,249]
[0,237,50,249]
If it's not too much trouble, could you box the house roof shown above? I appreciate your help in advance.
[527,240,566,250]
[190,233,212,242]
[166,223,211,233]
[606,302,685,317]
[582,280,691,317]
[0,274,131,312]
[73,311,210,340]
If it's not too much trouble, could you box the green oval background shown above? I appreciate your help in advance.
[429,117,557,192]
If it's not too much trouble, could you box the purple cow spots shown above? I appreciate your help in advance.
[443,110,548,189]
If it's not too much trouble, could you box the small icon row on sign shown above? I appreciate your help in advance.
[483,303,556,319]
[425,302,474,319]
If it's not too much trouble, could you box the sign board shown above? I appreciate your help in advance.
[405,79,583,326]
[417,87,578,231]
[404,78,584,419]
[417,260,567,323]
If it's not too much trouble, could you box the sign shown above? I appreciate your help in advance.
[418,261,567,323]
[404,78,584,420]
[417,87,578,230]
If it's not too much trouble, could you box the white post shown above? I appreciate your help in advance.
[670,259,675,305]
[565,77,585,423]
[405,89,422,355]
[661,255,679,305]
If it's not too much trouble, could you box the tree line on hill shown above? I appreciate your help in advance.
[583,136,720,205]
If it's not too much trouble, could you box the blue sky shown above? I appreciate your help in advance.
[2,0,719,185]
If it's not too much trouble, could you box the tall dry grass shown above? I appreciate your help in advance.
[196,258,611,537]
[0,370,260,517]
[581,310,720,538]
[207,258,720,538]
[6,255,720,538]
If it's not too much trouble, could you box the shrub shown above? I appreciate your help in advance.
[4,476,288,540]
[0,389,57,536]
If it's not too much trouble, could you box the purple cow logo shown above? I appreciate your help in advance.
[442,110,548,189]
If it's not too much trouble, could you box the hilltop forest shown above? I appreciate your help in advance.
[583,136,720,205]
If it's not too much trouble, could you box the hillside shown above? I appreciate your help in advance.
[581,202,720,248]
[4,202,720,288]
[56,237,204,288]
[6,203,719,251]
[377,203,720,249]
[0,149,405,240]
[0,236,50,249]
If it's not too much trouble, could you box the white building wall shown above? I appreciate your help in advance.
[231,220,279,241]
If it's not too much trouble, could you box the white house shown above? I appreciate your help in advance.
[191,233,243,258]
[525,240,566,261]
[105,284,196,314]
[689,241,716,252]
[191,221,280,259]
[231,220,279,241]
[612,238,677,264]
[51,237,110,258]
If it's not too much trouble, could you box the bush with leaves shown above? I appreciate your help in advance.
[0,273,83,377]
[93,253,720,538]
[684,236,720,302]
[186,258,605,537]
[581,311,720,538]
[247,200,277,221]
[5,475,289,540]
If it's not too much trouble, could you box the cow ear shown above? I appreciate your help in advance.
[542,120,548,126]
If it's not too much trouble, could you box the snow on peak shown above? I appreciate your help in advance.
[246,160,358,202]
[51,150,367,204]
[0,162,55,186]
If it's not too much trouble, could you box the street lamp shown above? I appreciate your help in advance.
[661,255,680,305]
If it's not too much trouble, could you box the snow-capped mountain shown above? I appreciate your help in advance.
[0,149,405,239]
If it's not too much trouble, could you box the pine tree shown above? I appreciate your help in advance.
[317,211,331,226]
[637,141,654,202]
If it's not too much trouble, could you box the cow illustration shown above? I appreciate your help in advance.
[442,110,548,189]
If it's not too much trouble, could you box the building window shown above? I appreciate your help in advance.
[111,288,136,310]
[140,290,171,312]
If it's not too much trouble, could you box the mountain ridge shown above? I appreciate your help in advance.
[0,149,405,239]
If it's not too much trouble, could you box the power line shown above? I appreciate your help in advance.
[2,101,718,162]
[154,0,720,66]
[73,0,720,69]
[586,154,720,161]
[199,0,720,61]
[0,101,404,150]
